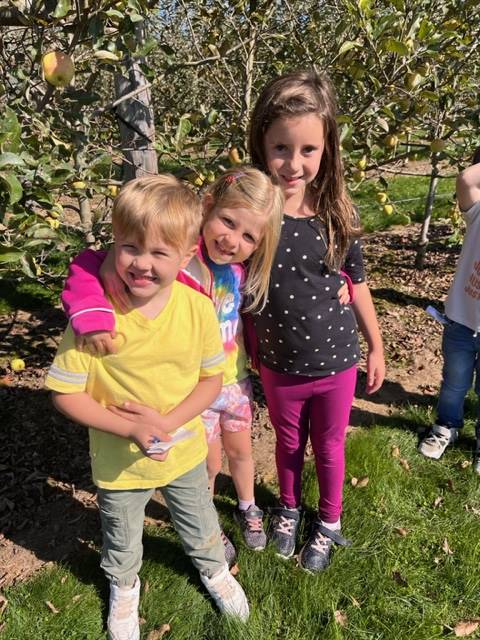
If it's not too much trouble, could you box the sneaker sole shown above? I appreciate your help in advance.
[418,446,447,460]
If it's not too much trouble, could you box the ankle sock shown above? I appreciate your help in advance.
[238,499,255,511]
[320,518,341,531]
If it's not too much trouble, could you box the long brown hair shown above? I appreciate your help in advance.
[249,70,360,271]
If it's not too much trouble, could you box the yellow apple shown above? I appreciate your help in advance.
[42,51,74,87]
[11,358,26,372]
[108,185,119,197]
[376,192,388,204]
[352,170,365,182]
[228,147,241,165]
[430,139,446,153]
[72,180,86,190]
[383,204,394,215]
[356,156,367,170]
[206,171,216,183]
[384,134,398,148]
[193,174,205,187]
[46,216,60,229]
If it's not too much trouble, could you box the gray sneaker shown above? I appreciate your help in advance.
[298,522,351,573]
[220,529,237,568]
[418,424,458,460]
[234,505,266,551]
[269,506,301,558]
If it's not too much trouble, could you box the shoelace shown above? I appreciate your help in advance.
[276,515,296,535]
[111,592,137,621]
[211,573,236,600]
[310,531,332,554]
[425,431,450,448]
[246,516,263,533]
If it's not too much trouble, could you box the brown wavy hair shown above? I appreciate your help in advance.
[249,69,360,271]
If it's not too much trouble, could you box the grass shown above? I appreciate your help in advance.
[352,173,456,233]
[2,400,480,639]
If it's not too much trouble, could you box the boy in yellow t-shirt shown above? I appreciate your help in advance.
[45,175,249,640]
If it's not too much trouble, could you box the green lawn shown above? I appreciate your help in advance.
[3,402,479,640]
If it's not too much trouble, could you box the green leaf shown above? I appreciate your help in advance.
[358,0,372,13]
[0,108,21,150]
[0,153,25,169]
[129,12,144,23]
[384,39,410,56]
[106,9,124,19]
[0,172,22,204]
[207,109,218,125]
[20,254,36,278]
[53,0,72,18]
[338,40,362,56]
[376,117,390,132]
[175,118,192,147]
[0,245,23,263]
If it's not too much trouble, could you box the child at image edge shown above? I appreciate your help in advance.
[61,168,285,563]
[247,70,385,571]
[45,175,249,640]
[418,148,480,469]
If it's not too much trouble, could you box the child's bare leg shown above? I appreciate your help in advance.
[224,429,266,550]
[223,430,254,503]
[206,438,223,495]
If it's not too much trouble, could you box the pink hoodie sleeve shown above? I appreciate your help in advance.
[61,249,115,336]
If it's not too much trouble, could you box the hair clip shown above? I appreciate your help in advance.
[225,172,246,184]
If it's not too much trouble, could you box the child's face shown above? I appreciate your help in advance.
[202,206,265,265]
[114,232,195,302]
[263,113,325,201]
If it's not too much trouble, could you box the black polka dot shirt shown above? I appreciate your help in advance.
[253,215,365,377]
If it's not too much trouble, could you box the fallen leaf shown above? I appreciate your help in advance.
[61,575,67,584]
[454,620,480,637]
[350,477,358,487]
[433,496,443,508]
[334,610,347,627]
[394,527,408,537]
[350,595,361,608]
[143,580,150,594]
[147,624,171,639]
[45,600,59,614]
[399,458,410,471]
[72,595,81,603]
[356,476,369,488]
[230,563,239,576]
[0,595,7,614]
[442,538,453,555]
[447,479,455,492]
[392,570,408,587]
[434,557,441,565]
[391,445,400,458]
[460,460,472,469]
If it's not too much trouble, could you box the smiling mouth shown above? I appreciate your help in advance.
[214,240,235,256]
[128,272,157,285]
[282,175,303,185]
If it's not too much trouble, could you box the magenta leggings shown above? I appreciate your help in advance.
[260,364,357,523]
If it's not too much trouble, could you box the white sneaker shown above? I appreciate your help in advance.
[107,576,140,640]
[200,563,249,621]
[418,424,457,460]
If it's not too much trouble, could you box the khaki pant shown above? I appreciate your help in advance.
[97,462,225,586]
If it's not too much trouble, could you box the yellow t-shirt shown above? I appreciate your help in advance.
[45,282,225,489]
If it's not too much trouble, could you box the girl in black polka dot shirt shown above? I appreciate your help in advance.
[247,70,385,572]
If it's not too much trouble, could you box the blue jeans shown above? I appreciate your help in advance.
[437,320,480,430]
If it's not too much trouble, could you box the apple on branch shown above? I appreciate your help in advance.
[42,51,75,88]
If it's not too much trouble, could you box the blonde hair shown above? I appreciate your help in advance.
[113,174,202,251]
[249,70,360,271]
[203,167,284,312]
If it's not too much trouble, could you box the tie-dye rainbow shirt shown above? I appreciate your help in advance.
[207,259,249,385]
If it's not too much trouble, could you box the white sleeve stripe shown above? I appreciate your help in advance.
[201,352,225,368]
[48,364,88,384]
[70,308,114,319]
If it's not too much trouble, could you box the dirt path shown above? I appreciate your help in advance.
[0,223,457,588]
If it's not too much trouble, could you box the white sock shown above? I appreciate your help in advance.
[320,518,341,531]
[238,499,255,511]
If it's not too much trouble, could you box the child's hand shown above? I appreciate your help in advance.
[100,247,130,312]
[127,422,171,462]
[365,348,385,394]
[108,401,173,432]
[75,331,118,356]
[337,282,350,305]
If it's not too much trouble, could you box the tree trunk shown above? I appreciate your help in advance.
[114,22,157,182]
[415,157,439,269]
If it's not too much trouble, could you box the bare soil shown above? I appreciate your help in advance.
[0,222,458,588]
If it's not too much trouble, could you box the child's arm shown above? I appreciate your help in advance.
[351,282,385,394]
[52,391,171,461]
[107,373,223,433]
[456,159,480,211]
[61,248,127,356]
